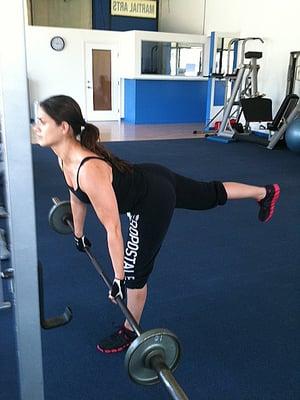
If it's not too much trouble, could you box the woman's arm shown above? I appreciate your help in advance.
[69,191,87,237]
[79,162,125,280]
[58,156,88,237]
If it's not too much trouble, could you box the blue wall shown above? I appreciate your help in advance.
[92,0,158,31]
[124,79,208,124]
[214,80,226,106]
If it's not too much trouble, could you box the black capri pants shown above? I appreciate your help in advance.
[124,164,227,289]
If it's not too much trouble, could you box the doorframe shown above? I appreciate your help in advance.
[85,42,120,121]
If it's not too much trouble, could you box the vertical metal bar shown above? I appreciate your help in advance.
[251,58,258,97]
[218,37,224,75]
[204,32,216,127]
[0,1,45,399]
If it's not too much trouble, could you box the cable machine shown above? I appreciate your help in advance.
[0,1,45,399]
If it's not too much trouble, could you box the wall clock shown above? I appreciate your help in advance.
[50,36,65,51]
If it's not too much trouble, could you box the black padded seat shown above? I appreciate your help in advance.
[245,51,262,59]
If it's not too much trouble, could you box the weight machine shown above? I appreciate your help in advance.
[0,2,45,400]
[207,48,300,149]
[199,32,241,133]
[203,36,241,130]
[263,51,300,148]
[206,37,265,141]
[231,51,300,149]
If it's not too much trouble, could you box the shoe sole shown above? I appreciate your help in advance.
[96,342,130,354]
[264,184,280,222]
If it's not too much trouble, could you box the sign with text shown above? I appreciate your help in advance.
[111,0,157,19]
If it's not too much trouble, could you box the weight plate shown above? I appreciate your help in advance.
[125,328,181,386]
[48,201,73,234]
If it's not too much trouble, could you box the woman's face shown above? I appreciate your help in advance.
[33,107,64,147]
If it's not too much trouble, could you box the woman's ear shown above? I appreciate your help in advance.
[61,121,70,134]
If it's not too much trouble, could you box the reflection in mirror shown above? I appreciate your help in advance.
[141,41,203,77]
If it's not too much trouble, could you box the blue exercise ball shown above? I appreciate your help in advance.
[285,118,300,153]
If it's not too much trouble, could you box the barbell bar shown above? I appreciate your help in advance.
[48,197,189,400]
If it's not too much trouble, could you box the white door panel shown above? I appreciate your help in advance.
[85,43,120,121]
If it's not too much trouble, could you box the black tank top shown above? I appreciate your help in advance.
[64,156,148,214]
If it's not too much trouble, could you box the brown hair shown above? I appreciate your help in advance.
[40,95,132,173]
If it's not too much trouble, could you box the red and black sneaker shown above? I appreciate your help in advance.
[258,184,280,222]
[96,325,137,354]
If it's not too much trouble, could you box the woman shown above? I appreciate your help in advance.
[34,95,280,354]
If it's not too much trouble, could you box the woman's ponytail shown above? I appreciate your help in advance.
[79,122,99,153]
[80,123,132,173]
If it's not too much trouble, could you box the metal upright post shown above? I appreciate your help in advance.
[0,1,45,399]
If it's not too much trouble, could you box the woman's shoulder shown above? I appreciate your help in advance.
[78,153,112,179]
[79,152,106,166]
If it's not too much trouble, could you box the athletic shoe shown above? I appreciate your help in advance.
[258,184,280,222]
[96,325,137,354]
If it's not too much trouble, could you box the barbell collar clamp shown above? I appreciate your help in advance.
[144,349,165,368]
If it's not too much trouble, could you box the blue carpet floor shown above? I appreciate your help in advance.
[1,138,299,399]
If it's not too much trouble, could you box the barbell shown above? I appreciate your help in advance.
[48,197,189,400]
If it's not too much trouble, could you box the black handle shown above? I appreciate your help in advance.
[38,261,72,330]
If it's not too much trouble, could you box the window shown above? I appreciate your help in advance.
[141,41,203,77]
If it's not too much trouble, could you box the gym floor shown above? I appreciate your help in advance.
[1,135,299,399]
[30,122,205,144]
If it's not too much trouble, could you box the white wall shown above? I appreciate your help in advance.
[26,1,300,119]
[159,0,205,34]
[159,0,300,111]
[26,26,206,119]
[26,26,122,119]
[205,0,300,110]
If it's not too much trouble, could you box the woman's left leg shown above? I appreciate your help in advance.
[223,182,266,200]
[173,172,280,222]
[124,285,147,330]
